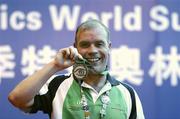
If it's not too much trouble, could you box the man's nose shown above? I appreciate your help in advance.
[88,44,98,53]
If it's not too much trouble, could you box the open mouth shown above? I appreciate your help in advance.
[86,58,101,64]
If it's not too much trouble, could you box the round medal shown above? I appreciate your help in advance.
[73,63,88,80]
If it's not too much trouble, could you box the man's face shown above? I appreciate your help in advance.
[76,27,111,74]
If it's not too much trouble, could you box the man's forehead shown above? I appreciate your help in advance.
[78,28,107,38]
[78,30,107,42]
[78,38,106,43]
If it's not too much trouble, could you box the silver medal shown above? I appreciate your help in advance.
[73,63,88,80]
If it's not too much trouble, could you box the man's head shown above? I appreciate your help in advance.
[74,19,111,74]
[74,19,110,46]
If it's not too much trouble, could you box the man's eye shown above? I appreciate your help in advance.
[79,42,90,48]
[96,42,105,47]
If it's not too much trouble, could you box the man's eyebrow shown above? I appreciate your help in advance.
[78,41,90,46]
[96,40,105,42]
[79,40,89,44]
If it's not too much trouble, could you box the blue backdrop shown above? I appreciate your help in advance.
[1,0,180,119]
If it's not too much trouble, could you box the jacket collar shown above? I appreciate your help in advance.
[106,73,120,86]
[73,73,120,86]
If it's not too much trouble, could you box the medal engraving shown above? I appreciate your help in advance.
[73,58,88,80]
[73,64,87,79]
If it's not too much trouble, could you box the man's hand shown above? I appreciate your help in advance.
[54,46,83,70]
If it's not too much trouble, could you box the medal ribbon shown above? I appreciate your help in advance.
[80,87,110,119]
[74,57,111,118]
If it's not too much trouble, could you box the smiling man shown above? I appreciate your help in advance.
[8,19,145,119]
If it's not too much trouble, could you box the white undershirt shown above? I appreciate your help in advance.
[81,81,111,103]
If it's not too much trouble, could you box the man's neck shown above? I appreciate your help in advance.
[84,74,107,92]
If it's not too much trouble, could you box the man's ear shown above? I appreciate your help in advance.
[108,42,111,55]
[73,42,76,48]
[108,42,111,49]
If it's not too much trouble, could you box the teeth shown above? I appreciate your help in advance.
[87,58,100,62]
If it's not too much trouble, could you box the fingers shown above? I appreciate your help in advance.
[54,46,83,70]
[64,46,82,61]
[57,46,83,63]
[69,46,76,60]
[61,48,70,59]
[71,47,83,60]
[61,46,81,60]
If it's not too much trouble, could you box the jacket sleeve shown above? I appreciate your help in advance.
[134,91,145,119]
